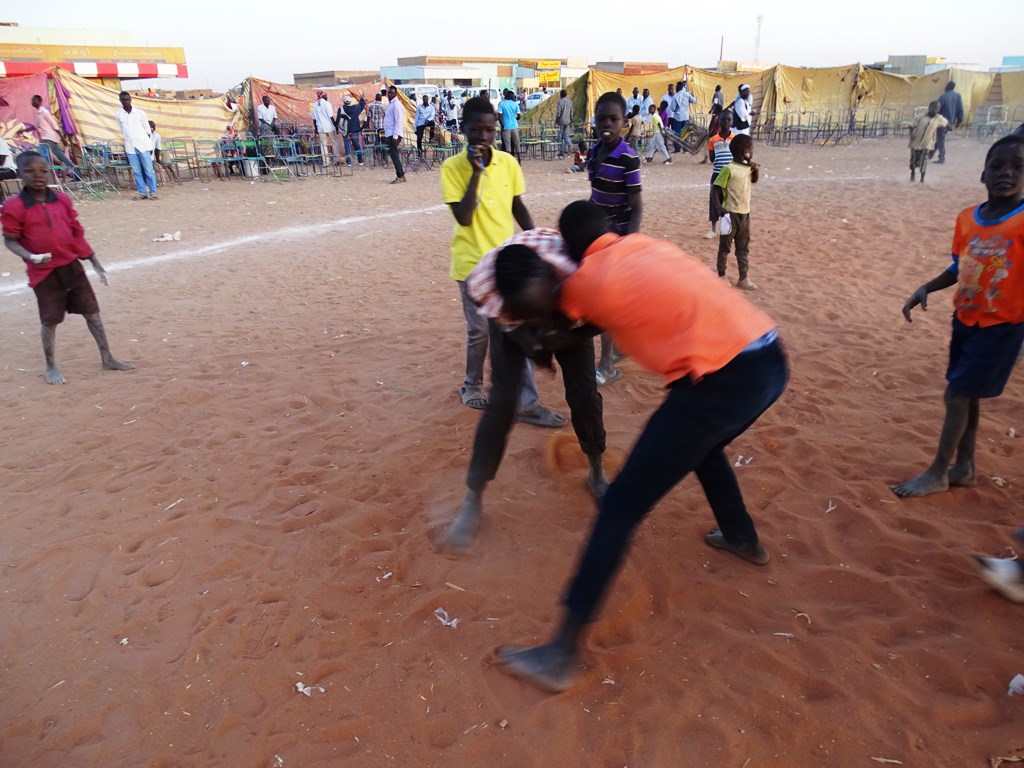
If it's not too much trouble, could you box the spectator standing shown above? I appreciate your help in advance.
[383,85,406,184]
[935,81,964,164]
[115,91,158,200]
[497,90,522,163]
[555,89,575,157]
[30,95,81,181]
[311,90,337,163]
[342,95,367,166]
[256,95,280,136]
[733,84,754,135]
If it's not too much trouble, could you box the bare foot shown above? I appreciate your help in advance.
[440,494,481,554]
[496,643,577,693]
[103,356,135,372]
[948,460,976,487]
[45,366,66,385]
[891,468,949,497]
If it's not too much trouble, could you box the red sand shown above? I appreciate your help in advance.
[1,137,1022,767]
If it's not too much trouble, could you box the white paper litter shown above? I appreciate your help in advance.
[1009,674,1024,696]
[119,637,129,645]
[1,272,10,277]
[295,681,325,697]
[151,231,182,242]
[433,607,460,628]
[733,454,754,468]
[375,571,393,583]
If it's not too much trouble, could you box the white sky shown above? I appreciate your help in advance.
[14,0,1024,91]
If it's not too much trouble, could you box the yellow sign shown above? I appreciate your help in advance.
[0,43,186,65]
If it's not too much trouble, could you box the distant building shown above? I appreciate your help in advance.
[0,22,188,81]
[593,61,669,75]
[870,55,983,76]
[992,56,1024,73]
[379,55,587,91]
[293,70,378,88]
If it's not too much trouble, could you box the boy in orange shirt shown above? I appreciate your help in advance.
[491,200,789,692]
[893,134,1024,497]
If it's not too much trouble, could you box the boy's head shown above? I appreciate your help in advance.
[494,244,560,324]
[714,85,722,93]
[630,106,639,118]
[559,200,611,263]
[149,120,156,130]
[577,139,587,152]
[667,83,675,95]
[658,100,668,112]
[462,96,497,146]
[927,100,940,117]
[31,94,42,108]
[16,150,49,191]
[594,91,626,146]
[676,81,684,91]
[981,134,1024,200]
[560,89,567,98]
[648,104,656,114]
[945,81,956,93]
[729,133,753,162]
[718,109,733,134]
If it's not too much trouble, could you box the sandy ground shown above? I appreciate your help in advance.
[1,135,1022,768]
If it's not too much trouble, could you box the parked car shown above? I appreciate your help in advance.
[524,91,553,111]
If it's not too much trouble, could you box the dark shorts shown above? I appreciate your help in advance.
[32,260,99,326]
[946,315,1024,398]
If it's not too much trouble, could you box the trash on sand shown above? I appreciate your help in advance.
[992,476,1007,488]
[295,681,325,697]
[375,571,393,582]
[1008,674,1024,696]
[1009,427,1017,438]
[433,607,460,628]
[733,454,754,468]
[119,637,129,646]
[152,231,182,242]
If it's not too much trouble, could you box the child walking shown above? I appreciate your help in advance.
[2,152,134,384]
[892,134,1024,497]
[644,103,672,165]
[908,101,948,183]
[713,133,759,289]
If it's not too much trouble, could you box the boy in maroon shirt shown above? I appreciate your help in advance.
[2,151,133,384]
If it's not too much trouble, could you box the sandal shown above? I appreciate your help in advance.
[517,404,567,429]
[459,386,488,411]
[596,369,622,387]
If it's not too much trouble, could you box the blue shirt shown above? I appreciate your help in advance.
[498,99,520,131]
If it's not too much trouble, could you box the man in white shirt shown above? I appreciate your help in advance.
[115,91,158,199]
[625,87,642,116]
[639,88,654,124]
[311,90,337,163]
[256,95,279,136]
[670,80,698,152]
[383,85,406,184]
[733,84,755,136]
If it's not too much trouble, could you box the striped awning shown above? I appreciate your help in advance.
[0,61,188,79]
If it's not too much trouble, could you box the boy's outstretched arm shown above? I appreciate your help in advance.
[4,236,50,264]
[902,269,957,322]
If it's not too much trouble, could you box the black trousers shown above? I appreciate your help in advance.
[564,340,789,623]
[387,137,405,178]
[466,318,605,491]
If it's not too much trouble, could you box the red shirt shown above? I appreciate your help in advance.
[1,189,93,287]
[560,233,775,384]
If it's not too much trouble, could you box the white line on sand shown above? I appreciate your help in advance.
[0,173,882,300]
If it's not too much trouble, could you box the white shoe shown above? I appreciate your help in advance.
[969,555,1024,603]
[736,277,757,290]
[703,229,717,239]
